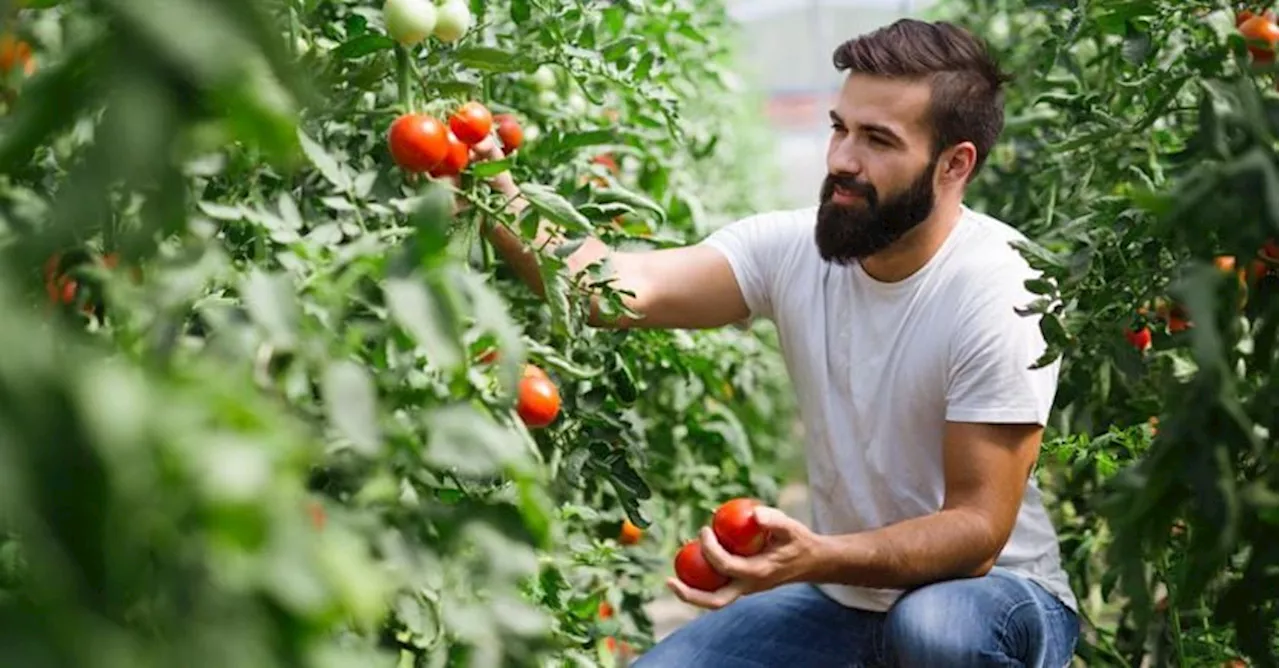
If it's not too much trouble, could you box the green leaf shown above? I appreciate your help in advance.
[322,360,382,456]
[593,185,666,224]
[424,405,526,476]
[241,269,298,348]
[470,157,513,178]
[333,34,395,59]
[297,128,353,191]
[385,278,464,372]
[454,46,534,72]
[407,182,453,262]
[519,183,592,234]
[511,0,531,24]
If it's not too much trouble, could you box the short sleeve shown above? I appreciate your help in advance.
[945,270,1060,426]
[699,210,808,321]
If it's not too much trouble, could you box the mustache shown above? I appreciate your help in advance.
[822,174,877,203]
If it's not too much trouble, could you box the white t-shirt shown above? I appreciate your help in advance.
[701,204,1078,614]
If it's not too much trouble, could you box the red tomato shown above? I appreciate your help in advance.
[619,518,643,545]
[1250,259,1269,282]
[495,114,524,155]
[475,347,499,364]
[517,366,560,428]
[1239,15,1280,62]
[1261,237,1278,262]
[598,601,613,619]
[1237,9,1279,26]
[307,500,326,530]
[712,498,768,556]
[592,153,619,174]
[387,113,448,172]
[448,101,492,145]
[1125,326,1152,351]
[43,253,78,305]
[674,540,729,592]
[0,34,35,76]
[430,130,470,177]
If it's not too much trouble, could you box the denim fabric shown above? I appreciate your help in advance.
[633,568,1079,668]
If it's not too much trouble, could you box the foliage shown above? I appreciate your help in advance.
[935,0,1278,665]
[0,0,796,666]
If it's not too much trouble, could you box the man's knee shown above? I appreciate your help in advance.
[884,578,1012,667]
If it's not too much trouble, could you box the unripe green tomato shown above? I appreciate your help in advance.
[531,65,557,90]
[383,0,437,46]
[434,0,473,43]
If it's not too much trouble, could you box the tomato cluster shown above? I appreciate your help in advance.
[386,100,523,177]
[673,498,770,592]
[383,0,473,47]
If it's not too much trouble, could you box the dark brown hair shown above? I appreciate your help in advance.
[832,19,1011,179]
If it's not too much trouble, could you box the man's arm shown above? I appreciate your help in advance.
[473,139,749,330]
[810,420,1043,589]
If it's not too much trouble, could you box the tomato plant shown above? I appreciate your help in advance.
[941,0,1278,664]
[0,0,794,666]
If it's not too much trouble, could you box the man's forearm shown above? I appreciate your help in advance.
[809,509,1005,590]
[481,174,637,326]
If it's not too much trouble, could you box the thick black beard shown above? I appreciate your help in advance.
[814,157,938,265]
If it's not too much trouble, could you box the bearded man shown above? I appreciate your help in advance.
[469,18,1080,668]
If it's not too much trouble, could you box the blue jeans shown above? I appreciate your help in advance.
[634,568,1079,667]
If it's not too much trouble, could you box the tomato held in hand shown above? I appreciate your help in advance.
[713,497,768,556]
[517,365,560,428]
[449,101,492,146]
[383,0,437,46]
[495,114,524,155]
[388,113,448,173]
[674,540,730,592]
[429,130,470,177]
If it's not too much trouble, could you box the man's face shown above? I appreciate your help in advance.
[816,74,939,265]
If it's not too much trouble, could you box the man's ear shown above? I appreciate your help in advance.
[939,142,977,185]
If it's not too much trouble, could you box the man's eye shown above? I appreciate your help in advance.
[830,124,846,133]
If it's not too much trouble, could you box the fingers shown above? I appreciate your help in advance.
[698,526,763,580]
[752,506,802,538]
[665,577,748,610]
[470,135,503,162]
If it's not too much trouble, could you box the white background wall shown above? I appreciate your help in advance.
[725,0,934,208]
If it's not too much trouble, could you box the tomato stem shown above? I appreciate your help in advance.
[395,45,414,111]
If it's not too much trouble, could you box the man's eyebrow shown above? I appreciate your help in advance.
[828,111,904,142]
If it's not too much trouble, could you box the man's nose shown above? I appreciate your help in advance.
[827,138,864,178]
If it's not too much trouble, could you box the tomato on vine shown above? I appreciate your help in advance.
[1237,10,1279,62]
[430,130,470,177]
[619,518,644,545]
[388,113,448,173]
[1125,326,1152,351]
[433,0,473,44]
[383,0,437,46]
[517,365,560,428]
[449,101,492,146]
[495,114,524,155]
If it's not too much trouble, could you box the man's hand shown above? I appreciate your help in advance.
[667,506,828,610]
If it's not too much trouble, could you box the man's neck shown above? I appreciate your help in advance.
[859,201,963,284]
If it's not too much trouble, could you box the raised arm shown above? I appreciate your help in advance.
[473,138,750,330]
